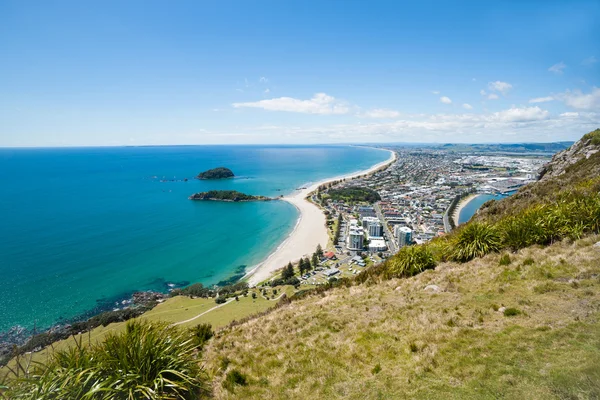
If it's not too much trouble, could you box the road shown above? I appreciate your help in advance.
[374,202,397,254]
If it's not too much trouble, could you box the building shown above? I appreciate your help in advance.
[368,238,387,252]
[396,226,413,248]
[362,216,383,238]
[357,206,376,218]
[347,226,365,250]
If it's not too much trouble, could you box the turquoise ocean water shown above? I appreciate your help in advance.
[0,145,389,333]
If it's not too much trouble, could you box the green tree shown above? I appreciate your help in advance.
[304,257,312,271]
[316,244,324,258]
[311,252,320,268]
[298,258,308,275]
[282,262,295,280]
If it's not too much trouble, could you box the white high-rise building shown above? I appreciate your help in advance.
[347,226,365,250]
[362,216,383,238]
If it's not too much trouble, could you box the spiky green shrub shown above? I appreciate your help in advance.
[386,245,436,278]
[498,205,551,251]
[7,321,206,399]
[450,222,501,262]
[426,236,453,262]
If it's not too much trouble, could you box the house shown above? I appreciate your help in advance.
[324,251,337,260]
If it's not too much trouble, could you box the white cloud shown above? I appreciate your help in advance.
[264,88,270,94]
[488,93,499,100]
[555,87,600,111]
[211,107,600,144]
[360,108,400,118]
[462,103,473,110]
[232,93,350,115]
[489,106,549,122]
[480,89,486,96]
[440,96,452,104]
[560,112,579,118]
[431,90,440,95]
[529,96,554,103]
[582,56,597,66]
[548,62,566,74]
[488,81,513,95]
[259,77,269,83]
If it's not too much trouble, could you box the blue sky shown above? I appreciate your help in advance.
[0,0,599,146]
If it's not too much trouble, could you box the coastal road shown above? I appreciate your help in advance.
[374,203,397,254]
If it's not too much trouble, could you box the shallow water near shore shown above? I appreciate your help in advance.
[458,193,510,224]
[0,145,389,333]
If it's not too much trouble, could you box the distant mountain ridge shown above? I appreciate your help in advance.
[439,141,574,153]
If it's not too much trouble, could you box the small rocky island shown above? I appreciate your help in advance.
[189,190,272,202]
[197,167,235,180]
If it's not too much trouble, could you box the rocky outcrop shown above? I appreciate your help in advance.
[539,129,600,181]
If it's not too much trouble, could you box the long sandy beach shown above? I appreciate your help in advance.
[246,149,397,286]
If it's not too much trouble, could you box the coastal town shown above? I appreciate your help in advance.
[271,146,551,286]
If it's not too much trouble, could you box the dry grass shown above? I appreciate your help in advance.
[203,235,600,399]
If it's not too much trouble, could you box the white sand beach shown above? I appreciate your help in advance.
[452,193,479,227]
[246,149,397,286]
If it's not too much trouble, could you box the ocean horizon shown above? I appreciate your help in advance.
[0,145,389,334]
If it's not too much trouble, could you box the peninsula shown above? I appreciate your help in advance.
[197,167,234,180]
[189,190,271,202]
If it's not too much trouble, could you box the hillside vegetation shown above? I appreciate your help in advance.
[201,130,600,399]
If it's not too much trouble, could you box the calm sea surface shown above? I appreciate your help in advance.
[0,145,389,333]
[458,193,510,225]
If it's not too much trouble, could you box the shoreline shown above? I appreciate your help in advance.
[245,148,397,286]
[452,193,480,226]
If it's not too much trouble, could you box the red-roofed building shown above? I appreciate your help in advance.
[324,251,337,260]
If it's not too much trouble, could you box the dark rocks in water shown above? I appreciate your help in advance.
[197,167,235,180]
[132,291,165,306]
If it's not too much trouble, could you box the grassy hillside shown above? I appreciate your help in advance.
[204,236,600,399]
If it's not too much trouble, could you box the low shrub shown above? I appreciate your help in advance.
[503,307,521,317]
[522,257,535,266]
[223,369,247,392]
[190,323,213,350]
[498,253,511,266]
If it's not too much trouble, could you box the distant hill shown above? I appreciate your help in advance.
[438,141,573,154]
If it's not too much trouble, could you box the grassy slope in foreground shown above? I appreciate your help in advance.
[204,236,600,399]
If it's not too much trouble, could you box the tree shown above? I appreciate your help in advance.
[282,262,295,280]
[316,244,324,258]
[311,252,319,268]
[251,292,257,300]
[304,257,312,271]
[298,258,308,275]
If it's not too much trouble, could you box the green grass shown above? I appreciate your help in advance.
[202,235,600,399]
